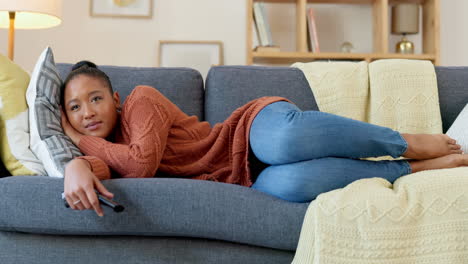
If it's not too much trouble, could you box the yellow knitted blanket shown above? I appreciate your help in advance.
[292,167,468,263]
[290,60,468,263]
[292,59,442,134]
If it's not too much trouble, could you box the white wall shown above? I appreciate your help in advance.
[0,0,245,72]
[0,0,466,72]
[440,0,468,66]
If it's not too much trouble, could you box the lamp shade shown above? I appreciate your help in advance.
[391,3,419,35]
[0,0,62,29]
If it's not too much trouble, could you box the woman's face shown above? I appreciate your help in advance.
[64,75,120,139]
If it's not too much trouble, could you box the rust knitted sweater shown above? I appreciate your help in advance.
[77,85,287,187]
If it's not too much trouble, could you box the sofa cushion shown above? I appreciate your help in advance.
[26,47,82,177]
[0,54,45,176]
[205,66,319,125]
[57,64,205,121]
[0,232,294,264]
[0,176,308,251]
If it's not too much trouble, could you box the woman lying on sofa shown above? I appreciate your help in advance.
[61,61,466,217]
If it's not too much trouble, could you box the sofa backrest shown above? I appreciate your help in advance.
[57,64,205,120]
[206,66,468,133]
[205,66,319,125]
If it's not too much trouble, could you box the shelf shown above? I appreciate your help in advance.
[255,0,425,4]
[246,0,439,65]
[255,0,373,3]
[252,51,436,64]
[254,52,368,60]
[372,53,436,60]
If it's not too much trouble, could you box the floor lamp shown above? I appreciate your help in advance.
[0,0,62,61]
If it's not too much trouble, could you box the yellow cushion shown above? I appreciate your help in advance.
[0,54,45,175]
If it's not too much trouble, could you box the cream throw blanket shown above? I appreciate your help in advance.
[292,167,468,263]
[292,59,442,133]
[290,60,468,263]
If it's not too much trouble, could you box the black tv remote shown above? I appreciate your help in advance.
[61,191,125,213]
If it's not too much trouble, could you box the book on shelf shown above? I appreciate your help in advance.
[252,21,260,49]
[307,7,320,53]
[260,3,274,46]
[253,2,274,47]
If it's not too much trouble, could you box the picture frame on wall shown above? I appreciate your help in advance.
[90,0,153,19]
[158,40,224,79]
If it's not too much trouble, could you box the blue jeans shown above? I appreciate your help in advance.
[249,101,411,203]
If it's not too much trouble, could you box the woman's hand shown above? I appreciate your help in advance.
[61,109,84,146]
[64,159,114,217]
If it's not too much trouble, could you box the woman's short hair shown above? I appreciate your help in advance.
[60,60,113,108]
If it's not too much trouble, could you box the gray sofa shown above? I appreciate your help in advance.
[0,64,467,264]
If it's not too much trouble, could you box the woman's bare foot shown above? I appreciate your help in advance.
[402,133,462,160]
[409,154,468,173]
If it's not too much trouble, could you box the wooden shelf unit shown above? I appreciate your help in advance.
[246,0,440,65]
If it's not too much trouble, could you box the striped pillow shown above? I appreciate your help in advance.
[26,47,82,177]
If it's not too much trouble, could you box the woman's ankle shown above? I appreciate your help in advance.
[408,154,463,173]
[401,133,460,160]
